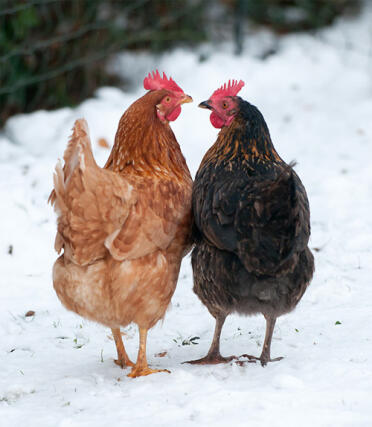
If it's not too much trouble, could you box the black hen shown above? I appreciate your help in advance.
[188,83,314,366]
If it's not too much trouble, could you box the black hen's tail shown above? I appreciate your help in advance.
[236,161,309,276]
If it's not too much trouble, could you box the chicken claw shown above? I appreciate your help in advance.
[184,354,236,365]
[237,354,283,367]
[114,358,135,368]
[183,315,235,365]
[111,328,134,368]
[237,316,284,367]
[127,327,170,378]
[127,367,170,378]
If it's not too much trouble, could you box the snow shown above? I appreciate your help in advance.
[1,6,372,427]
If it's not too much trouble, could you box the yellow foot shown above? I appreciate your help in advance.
[127,366,171,378]
[114,358,135,369]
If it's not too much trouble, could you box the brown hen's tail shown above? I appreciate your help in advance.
[48,119,96,206]
[48,119,106,263]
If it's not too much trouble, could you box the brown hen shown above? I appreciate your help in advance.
[49,71,192,377]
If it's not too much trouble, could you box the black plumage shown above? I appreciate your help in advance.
[189,99,314,366]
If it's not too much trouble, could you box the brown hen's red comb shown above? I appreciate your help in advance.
[143,70,184,93]
[211,79,245,98]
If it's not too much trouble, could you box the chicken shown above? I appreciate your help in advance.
[49,71,193,377]
[187,80,314,366]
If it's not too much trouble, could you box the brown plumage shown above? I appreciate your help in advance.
[49,87,193,377]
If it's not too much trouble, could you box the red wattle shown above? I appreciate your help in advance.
[166,105,181,122]
[210,112,225,129]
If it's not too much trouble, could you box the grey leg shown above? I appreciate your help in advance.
[184,314,236,365]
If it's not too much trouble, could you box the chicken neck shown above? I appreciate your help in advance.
[105,90,190,181]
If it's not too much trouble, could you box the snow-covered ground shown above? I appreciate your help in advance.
[1,5,372,427]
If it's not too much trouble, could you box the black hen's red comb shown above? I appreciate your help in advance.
[211,79,245,98]
[143,70,184,93]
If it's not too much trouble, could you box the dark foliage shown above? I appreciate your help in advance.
[227,0,360,33]
[0,0,361,125]
[0,0,207,124]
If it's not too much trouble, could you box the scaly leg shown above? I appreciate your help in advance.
[239,315,283,367]
[127,327,170,378]
[111,328,134,368]
[184,314,235,364]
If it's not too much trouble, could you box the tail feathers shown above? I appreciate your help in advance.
[49,119,96,256]
[251,161,297,221]
[63,118,96,179]
[48,119,96,206]
[264,161,297,199]
[237,161,305,276]
[264,161,300,252]
[258,161,302,273]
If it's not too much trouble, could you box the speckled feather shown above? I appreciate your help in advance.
[192,99,314,319]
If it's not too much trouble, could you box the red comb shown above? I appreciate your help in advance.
[211,79,245,98]
[143,70,184,93]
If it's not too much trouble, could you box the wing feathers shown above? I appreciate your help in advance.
[50,119,191,266]
[50,119,136,265]
[194,162,310,276]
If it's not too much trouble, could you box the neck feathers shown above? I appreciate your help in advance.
[105,91,190,180]
[201,100,282,170]
[234,100,281,162]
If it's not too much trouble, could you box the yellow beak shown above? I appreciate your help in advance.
[180,94,193,104]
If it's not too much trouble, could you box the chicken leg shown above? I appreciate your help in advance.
[184,314,236,364]
[111,328,134,368]
[240,315,283,366]
[127,327,170,378]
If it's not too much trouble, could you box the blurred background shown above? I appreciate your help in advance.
[0,0,362,126]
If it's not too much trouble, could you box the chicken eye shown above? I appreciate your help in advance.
[222,102,228,109]
[165,96,171,103]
